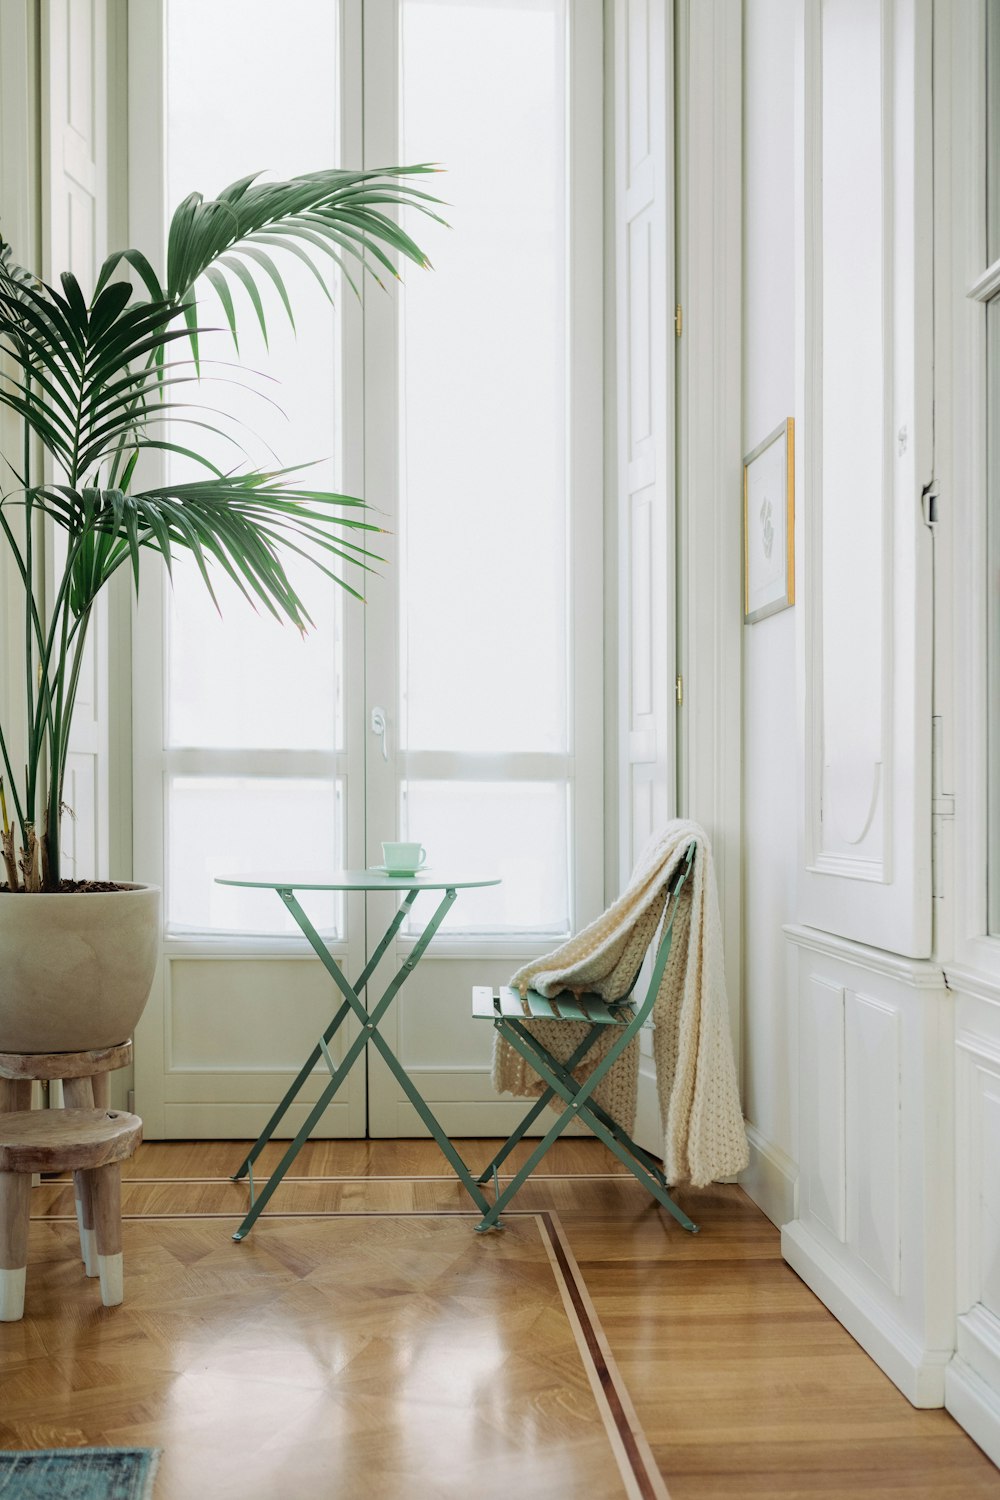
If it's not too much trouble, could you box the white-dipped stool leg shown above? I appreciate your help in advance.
[75,1169,98,1277]
[0,1171,30,1321]
[88,1163,124,1307]
[63,1078,99,1274]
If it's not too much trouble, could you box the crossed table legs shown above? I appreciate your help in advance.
[230,885,494,1239]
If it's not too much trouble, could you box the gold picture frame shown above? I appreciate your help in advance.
[743,417,795,624]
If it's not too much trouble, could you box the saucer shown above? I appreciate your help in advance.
[372,864,427,877]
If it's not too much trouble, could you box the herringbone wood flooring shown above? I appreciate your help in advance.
[0,1139,997,1499]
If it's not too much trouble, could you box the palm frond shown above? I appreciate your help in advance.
[166,165,444,351]
[31,472,385,627]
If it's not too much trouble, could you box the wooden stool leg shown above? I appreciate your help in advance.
[75,1169,98,1277]
[0,1079,31,1112]
[87,1163,124,1307]
[91,1074,111,1110]
[0,1171,30,1321]
[63,1076,95,1108]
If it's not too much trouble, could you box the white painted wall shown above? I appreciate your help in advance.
[740,0,799,1225]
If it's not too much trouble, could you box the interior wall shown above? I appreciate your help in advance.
[739,0,798,1223]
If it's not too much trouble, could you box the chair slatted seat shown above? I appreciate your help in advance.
[472,842,698,1235]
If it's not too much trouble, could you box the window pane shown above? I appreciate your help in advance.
[164,0,344,756]
[402,781,569,934]
[398,0,569,755]
[167,777,342,936]
[166,554,341,752]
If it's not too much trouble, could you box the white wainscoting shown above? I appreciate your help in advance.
[782,925,954,1407]
[944,974,1000,1463]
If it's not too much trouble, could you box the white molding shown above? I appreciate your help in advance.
[784,922,948,990]
[676,0,743,1060]
[947,1307,1000,1469]
[948,965,1000,1011]
[946,1359,1000,1470]
[742,1124,797,1229]
[781,1219,952,1408]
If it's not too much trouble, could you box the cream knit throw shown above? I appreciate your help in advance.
[491,820,749,1188]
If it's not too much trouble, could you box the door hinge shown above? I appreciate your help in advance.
[921,479,939,528]
[675,304,683,338]
[675,674,684,706]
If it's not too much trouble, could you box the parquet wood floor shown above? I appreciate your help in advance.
[1,1138,997,1500]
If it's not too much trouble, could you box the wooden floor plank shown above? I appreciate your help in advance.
[2,1139,997,1499]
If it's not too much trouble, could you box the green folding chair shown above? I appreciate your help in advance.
[472,841,699,1234]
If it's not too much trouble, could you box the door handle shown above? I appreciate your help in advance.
[371,706,389,761]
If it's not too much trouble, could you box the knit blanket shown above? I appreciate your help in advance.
[491,820,749,1188]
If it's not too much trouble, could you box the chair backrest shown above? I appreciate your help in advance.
[620,841,696,1020]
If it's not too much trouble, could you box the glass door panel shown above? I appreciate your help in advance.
[394,0,573,934]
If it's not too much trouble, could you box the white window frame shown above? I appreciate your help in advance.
[128,0,605,953]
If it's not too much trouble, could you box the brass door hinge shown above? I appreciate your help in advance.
[675,304,683,338]
[675,674,684,706]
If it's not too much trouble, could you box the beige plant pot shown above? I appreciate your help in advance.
[0,884,160,1054]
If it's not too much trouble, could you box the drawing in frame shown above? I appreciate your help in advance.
[743,417,795,623]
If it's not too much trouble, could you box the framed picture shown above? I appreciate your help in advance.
[743,418,795,623]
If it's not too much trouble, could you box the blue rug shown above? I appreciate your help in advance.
[0,1448,160,1499]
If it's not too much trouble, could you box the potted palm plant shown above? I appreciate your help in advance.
[0,164,437,1052]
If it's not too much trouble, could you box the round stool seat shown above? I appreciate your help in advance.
[0,1042,133,1082]
[0,1109,142,1174]
[0,1108,142,1321]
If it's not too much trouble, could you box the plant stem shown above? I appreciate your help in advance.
[22,379,34,799]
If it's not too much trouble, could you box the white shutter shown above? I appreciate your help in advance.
[797,0,934,957]
[614,0,676,1150]
[40,0,111,880]
[615,0,675,883]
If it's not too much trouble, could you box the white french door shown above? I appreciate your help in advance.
[130,0,604,1138]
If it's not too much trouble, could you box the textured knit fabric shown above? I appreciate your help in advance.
[491,820,749,1188]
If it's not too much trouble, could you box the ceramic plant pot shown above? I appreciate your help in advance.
[0,884,160,1054]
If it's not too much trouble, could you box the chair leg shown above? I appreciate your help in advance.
[0,1171,30,1321]
[87,1163,124,1307]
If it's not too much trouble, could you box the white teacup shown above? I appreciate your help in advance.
[381,841,426,874]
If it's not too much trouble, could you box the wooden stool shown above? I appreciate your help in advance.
[0,1044,134,1273]
[0,1108,142,1321]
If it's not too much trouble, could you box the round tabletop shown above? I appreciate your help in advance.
[215,870,501,892]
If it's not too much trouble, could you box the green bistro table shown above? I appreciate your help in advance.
[216,870,501,1240]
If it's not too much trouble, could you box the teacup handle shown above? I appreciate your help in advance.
[417,845,427,867]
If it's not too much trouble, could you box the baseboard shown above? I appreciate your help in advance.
[945,1307,1000,1468]
[781,1219,951,1408]
[946,1356,1000,1469]
[740,1124,797,1228]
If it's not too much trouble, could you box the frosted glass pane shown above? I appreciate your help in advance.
[164,0,346,752]
[402,781,569,934]
[398,0,569,754]
[166,553,341,750]
[167,777,342,935]
[820,0,885,856]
